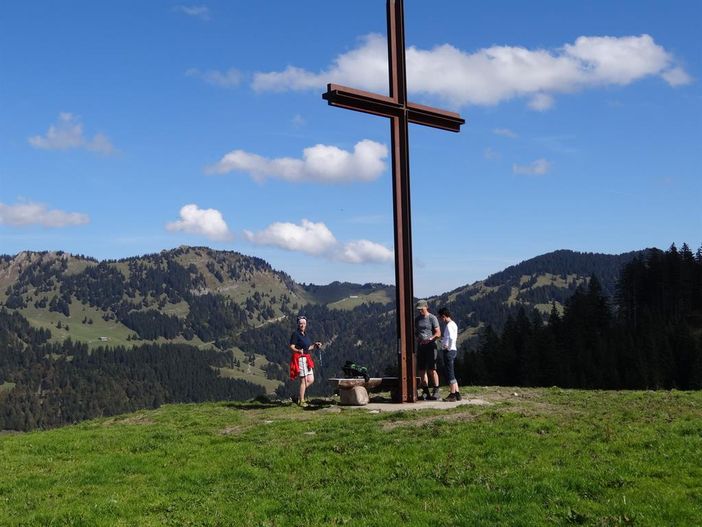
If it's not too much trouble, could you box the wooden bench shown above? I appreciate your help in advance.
[328,377,418,405]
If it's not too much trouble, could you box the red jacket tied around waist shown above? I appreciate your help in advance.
[289,352,315,380]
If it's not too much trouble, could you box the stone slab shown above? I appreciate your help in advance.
[339,397,490,412]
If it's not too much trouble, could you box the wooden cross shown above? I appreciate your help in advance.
[323,0,465,402]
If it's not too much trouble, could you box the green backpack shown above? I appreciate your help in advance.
[342,361,370,382]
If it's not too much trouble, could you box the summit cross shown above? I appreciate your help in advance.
[323,0,465,402]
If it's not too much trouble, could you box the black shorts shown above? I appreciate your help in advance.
[417,341,437,371]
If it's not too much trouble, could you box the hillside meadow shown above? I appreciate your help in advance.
[1,387,701,526]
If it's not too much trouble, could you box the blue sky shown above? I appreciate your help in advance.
[1,0,700,296]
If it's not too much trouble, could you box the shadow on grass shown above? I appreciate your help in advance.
[302,398,337,411]
[223,395,291,411]
[223,395,338,411]
[369,395,394,403]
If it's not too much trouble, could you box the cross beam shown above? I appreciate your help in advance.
[324,85,464,132]
[322,0,464,402]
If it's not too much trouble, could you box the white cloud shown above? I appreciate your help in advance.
[662,66,693,87]
[244,219,337,255]
[338,240,394,263]
[186,68,241,87]
[528,93,554,111]
[253,34,388,92]
[28,113,115,154]
[166,204,233,241]
[252,33,691,110]
[493,128,518,138]
[244,219,393,264]
[513,158,552,176]
[563,35,676,85]
[206,139,387,183]
[174,5,210,21]
[87,133,115,155]
[0,201,90,227]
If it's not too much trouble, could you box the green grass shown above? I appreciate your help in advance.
[1,388,701,526]
[160,300,190,318]
[327,290,394,310]
[175,251,306,316]
[21,299,215,351]
[20,301,136,348]
[217,346,282,393]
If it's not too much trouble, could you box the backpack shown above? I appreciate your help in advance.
[342,360,370,382]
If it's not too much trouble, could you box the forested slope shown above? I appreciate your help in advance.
[3,244,698,429]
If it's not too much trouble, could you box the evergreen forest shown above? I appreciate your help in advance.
[0,311,263,431]
[459,244,702,390]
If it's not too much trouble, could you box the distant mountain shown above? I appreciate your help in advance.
[0,247,392,345]
[431,249,647,344]
[0,246,646,393]
[0,247,395,390]
[300,281,394,306]
[482,249,643,293]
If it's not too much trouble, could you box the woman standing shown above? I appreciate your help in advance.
[289,315,321,407]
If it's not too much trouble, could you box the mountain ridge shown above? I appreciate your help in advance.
[1,245,646,392]
[1,246,644,302]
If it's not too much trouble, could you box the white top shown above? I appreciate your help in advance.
[441,320,458,351]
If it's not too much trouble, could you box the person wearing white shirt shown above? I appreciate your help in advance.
[438,307,461,401]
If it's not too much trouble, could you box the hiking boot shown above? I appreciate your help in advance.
[428,387,440,401]
[444,393,457,402]
[417,391,428,401]
[455,392,462,401]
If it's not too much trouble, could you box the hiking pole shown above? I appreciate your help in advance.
[318,345,323,381]
[317,342,325,397]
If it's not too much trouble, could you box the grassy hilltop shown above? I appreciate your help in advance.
[1,387,701,526]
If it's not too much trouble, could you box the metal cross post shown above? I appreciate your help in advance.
[323,0,465,402]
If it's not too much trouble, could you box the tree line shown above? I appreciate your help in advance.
[459,244,702,390]
[0,310,264,431]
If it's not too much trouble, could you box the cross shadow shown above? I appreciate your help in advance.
[223,395,292,411]
[369,395,394,404]
[223,395,338,411]
[223,400,291,411]
[302,398,337,411]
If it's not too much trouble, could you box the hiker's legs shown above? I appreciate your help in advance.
[419,342,438,388]
[299,375,306,402]
[444,350,458,393]
[419,369,429,392]
[430,368,440,388]
[299,373,314,402]
[418,342,436,395]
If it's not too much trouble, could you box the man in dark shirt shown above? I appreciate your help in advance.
[415,299,441,400]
